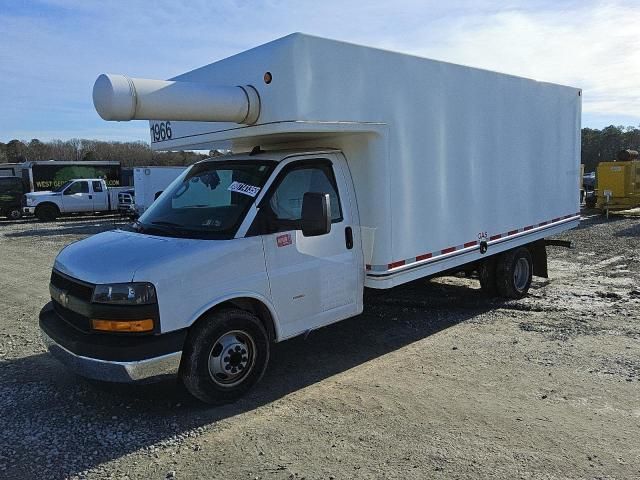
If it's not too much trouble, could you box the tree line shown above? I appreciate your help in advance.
[581,125,639,172]
[1,125,639,171]
[0,138,211,167]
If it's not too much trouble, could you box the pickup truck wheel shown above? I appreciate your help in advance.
[478,257,498,297]
[8,208,22,220]
[180,309,269,405]
[496,247,533,299]
[35,204,59,222]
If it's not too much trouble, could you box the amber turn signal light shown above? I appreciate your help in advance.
[91,319,154,333]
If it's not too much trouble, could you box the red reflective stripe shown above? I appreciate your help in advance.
[388,260,405,269]
[416,253,432,261]
[539,221,549,226]
[464,241,476,248]
[552,217,561,222]
[489,234,501,241]
[508,230,518,236]
[441,247,456,254]
[524,225,534,231]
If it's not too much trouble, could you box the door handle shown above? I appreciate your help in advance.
[89,195,93,199]
[345,226,353,250]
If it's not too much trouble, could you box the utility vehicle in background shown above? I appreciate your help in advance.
[0,176,26,219]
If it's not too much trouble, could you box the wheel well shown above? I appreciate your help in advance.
[36,202,60,213]
[202,298,277,342]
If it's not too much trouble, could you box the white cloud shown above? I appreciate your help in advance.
[409,2,640,119]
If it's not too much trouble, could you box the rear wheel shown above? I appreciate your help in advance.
[180,309,270,405]
[496,247,533,299]
[35,204,59,222]
[8,207,21,220]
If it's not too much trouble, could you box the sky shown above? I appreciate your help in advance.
[1,0,639,144]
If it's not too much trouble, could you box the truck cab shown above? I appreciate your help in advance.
[24,178,122,221]
[40,150,363,404]
[0,176,26,219]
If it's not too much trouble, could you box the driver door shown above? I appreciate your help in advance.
[62,180,92,212]
[249,155,361,340]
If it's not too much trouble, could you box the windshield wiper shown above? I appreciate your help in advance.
[149,220,190,233]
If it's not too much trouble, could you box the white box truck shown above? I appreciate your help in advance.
[118,166,187,217]
[40,34,581,404]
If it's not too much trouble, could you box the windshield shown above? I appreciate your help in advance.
[52,181,73,193]
[136,160,275,239]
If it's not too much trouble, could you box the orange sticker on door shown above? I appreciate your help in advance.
[277,233,292,247]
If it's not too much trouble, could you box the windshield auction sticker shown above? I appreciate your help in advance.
[227,181,261,197]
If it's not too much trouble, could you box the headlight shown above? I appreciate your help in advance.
[26,197,35,206]
[92,283,156,305]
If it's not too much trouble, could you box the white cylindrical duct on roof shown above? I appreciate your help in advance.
[92,74,260,124]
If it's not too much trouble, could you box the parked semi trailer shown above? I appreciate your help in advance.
[40,34,581,404]
[5,161,121,192]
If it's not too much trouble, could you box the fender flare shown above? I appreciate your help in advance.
[187,292,281,342]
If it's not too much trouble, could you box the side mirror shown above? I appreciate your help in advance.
[63,186,74,195]
[301,192,331,237]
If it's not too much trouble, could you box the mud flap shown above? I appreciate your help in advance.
[528,239,548,278]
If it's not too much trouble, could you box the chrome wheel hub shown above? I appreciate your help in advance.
[208,330,255,387]
[513,257,530,291]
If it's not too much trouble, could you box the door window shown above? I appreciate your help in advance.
[92,181,104,192]
[65,181,89,195]
[250,160,342,235]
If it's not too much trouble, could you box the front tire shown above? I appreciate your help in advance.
[35,204,59,222]
[180,309,270,405]
[496,247,533,299]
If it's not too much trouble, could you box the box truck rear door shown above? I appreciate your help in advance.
[255,156,359,339]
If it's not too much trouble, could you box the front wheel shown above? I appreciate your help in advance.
[496,247,533,299]
[35,204,59,221]
[180,309,270,405]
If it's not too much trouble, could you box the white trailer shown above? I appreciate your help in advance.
[132,166,186,215]
[40,34,581,404]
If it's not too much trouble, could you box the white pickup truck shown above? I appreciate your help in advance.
[24,178,126,221]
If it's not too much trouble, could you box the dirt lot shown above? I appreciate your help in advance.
[0,212,639,479]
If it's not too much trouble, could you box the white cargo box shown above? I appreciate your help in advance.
[114,34,582,287]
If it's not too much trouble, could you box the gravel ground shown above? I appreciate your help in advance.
[0,211,639,479]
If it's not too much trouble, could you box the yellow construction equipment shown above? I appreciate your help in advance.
[596,149,640,211]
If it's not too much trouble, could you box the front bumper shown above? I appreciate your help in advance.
[39,302,185,383]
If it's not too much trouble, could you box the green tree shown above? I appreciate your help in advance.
[5,139,26,163]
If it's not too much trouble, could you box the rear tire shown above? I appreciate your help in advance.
[496,247,533,299]
[180,309,270,405]
[478,257,498,297]
[35,204,59,222]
